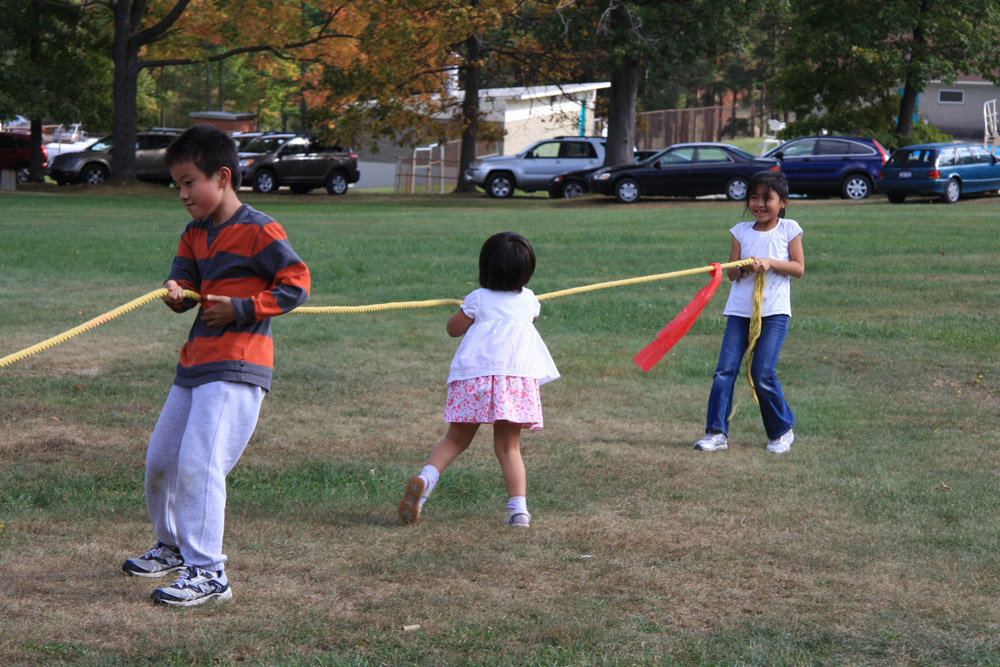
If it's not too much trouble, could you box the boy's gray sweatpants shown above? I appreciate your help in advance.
[145,381,265,572]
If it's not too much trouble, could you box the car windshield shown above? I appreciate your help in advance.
[887,149,935,168]
[242,136,289,153]
[88,136,113,152]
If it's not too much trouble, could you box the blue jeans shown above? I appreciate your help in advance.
[706,315,794,440]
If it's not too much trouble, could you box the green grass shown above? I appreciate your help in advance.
[1,184,999,665]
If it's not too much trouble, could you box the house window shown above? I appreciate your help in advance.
[939,90,965,104]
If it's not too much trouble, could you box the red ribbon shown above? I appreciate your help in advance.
[633,263,723,372]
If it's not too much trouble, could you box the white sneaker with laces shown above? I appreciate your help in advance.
[122,542,185,578]
[766,429,794,454]
[151,566,232,606]
[693,432,728,451]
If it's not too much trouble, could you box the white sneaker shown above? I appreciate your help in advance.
[693,432,728,451]
[151,566,232,606]
[766,429,794,454]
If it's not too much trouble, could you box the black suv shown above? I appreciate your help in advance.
[238,133,360,195]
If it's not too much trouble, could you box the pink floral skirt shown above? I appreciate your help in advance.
[444,375,544,431]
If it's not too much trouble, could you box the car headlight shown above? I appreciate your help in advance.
[239,158,254,168]
[593,172,611,181]
[468,161,481,170]
[552,175,563,183]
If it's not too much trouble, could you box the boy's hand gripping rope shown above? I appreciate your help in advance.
[0,259,758,369]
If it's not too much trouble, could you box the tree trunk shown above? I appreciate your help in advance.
[897,2,930,137]
[896,79,919,137]
[605,57,640,167]
[453,32,481,194]
[111,0,139,182]
[28,1,44,182]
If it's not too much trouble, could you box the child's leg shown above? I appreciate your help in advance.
[492,420,526,498]
[145,384,192,548]
[749,315,795,440]
[705,316,750,436]
[427,422,480,474]
[172,381,264,572]
[399,423,479,524]
[494,421,530,526]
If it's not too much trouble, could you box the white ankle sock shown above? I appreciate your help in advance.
[507,496,527,514]
[418,465,440,508]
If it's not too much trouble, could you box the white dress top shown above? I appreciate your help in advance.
[723,218,803,318]
[447,287,560,385]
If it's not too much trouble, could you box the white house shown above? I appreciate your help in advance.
[357,82,610,188]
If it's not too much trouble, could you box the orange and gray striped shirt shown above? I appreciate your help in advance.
[167,204,310,391]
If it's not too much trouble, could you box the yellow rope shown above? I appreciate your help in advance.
[0,289,200,368]
[743,272,766,405]
[1,260,755,369]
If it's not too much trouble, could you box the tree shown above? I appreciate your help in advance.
[774,0,1000,142]
[92,0,362,182]
[549,0,764,166]
[0,0,112,181]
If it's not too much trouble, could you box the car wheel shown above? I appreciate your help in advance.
[725,176,749,201]
[560,180,586,198]
[15,165,30,183]
[887,193,906,204]
[942,179,961,204]
[486,172,515,198]
[290,185,312,195]
[614,178,641,203]
[325,171,348,195]
[81,163,108,185]
[841,174,873,200]
[253,169,277,194]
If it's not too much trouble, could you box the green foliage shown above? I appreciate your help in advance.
[0,0,113,126]
[780,103,953,151]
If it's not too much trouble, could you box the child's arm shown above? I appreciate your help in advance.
[751,233,805,278]
[446,309,474,337]
[726,236,746,282]
[227,222,310,327]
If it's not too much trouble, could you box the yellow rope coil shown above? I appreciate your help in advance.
[1,260,756,369]
[743,272,766,405]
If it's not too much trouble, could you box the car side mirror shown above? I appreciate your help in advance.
[654,161,662,169]
[774,151,784,160]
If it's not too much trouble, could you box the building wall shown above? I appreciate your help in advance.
[494,92,597,155]
[919,81,998,140]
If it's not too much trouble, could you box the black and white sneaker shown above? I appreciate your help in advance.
[151,566,232,607]
[122,542,185,578]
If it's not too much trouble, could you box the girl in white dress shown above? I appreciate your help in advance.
[398,232,559,527]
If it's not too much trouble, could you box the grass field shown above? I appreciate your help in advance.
[1,184,999,665]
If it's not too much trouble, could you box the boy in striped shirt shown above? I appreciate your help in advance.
[122,125,310,606]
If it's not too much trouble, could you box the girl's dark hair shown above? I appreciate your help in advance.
[744,171,789,218]
[164,125,242,190]
[478,231,536,292]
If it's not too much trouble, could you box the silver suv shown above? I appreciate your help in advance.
[463,136,606,198]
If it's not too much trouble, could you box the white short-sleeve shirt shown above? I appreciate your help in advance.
[447,287,560,385]
[723,218,803,318]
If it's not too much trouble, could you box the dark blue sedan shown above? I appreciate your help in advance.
[589,143,780,203]
[878,143,1000,204]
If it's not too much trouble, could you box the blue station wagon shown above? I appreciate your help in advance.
[878,143,1000,203]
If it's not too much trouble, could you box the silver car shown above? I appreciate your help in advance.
[48,132,178,185]
[463,137,606,198]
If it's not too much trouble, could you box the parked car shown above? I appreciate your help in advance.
[589,143,781,203]
[463,136,606,198]
[878,142,1000,204]
[0,131,46,183]
[230,132,262,150]
[47,132,178,185]
[547,150,664,199]
[238,133,359,195]
[763,136,888,200]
